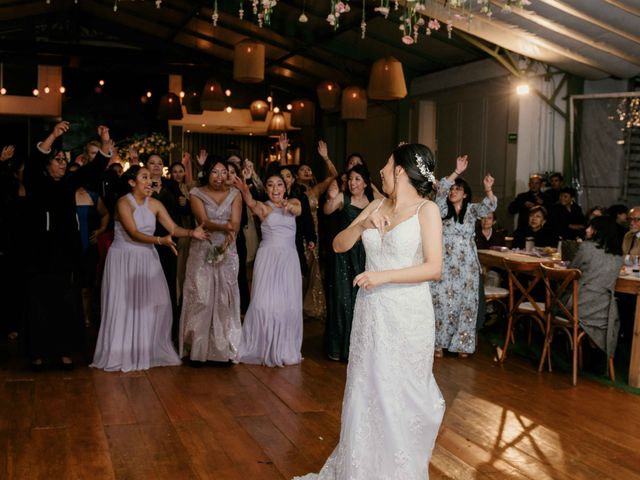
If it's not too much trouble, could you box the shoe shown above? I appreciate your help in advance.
[328,355,340,361]
[60,356,74,371]
[458,353,469,359]
[434,349,443,358]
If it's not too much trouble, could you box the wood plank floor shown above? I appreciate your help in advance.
[2,318,640,480]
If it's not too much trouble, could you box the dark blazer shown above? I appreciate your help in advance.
[508,190,552,231]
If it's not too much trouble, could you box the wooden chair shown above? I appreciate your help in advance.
[537,264,615,386]
[500,258,549,363]
[484,285,509,327]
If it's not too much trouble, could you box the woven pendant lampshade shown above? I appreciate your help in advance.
[367,57,407,100]
[157,93,183,120]
[317,81,341,111]
[267,112,287,135]
[201,78,225,111]
[250,100,269,121]
[341,86,367,120]
[234,39,265,83]
[290,99,315,127]
[184,91,203,114]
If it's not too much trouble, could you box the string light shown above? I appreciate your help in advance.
[99,79,105,86]
[59,86,66,94]
[146,91,152,98]
[225,89,232,96]
[0,63,5,95]
[33,88,40,96]
[225,106,233,113]
[44,85,50,94]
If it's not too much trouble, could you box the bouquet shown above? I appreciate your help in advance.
[205,243,228,265]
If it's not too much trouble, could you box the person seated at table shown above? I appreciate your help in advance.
[622,205,640,256]
[508,174,552,232]
[550,187,586,240]
[566,215,623,368]
[512,206,557,249]
[585,205,604,222]
[475,211,506,250]
[543,172,564,205]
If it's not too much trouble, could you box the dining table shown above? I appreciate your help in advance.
[478,248,640,388]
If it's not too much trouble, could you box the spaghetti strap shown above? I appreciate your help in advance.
[415,199,428,215]
[373,198,385,214]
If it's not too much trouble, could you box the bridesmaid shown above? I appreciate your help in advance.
[323,164,372,361]
[91,165,208,372]
[179,157,242,364]
[232,173,303,367]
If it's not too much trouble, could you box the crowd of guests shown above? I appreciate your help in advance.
[0,121,635,379]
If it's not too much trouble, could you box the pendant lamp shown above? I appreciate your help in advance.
[341,86,367,120]
[267,112,287,135]
[367,57,407,100]
[250,100,269,121]
[201,78,225,111]
[157,92,183,120]
[317,81,341,111]
[234,39,265,83]
[290,99,315,127]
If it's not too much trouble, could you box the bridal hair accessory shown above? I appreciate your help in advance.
[414,153,436,183]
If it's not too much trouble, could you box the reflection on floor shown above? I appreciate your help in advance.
[1,317,640,479]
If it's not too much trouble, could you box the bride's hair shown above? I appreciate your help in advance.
[391,143,436,197]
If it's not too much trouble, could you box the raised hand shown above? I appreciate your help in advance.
[327,180,339,199]
[128,145,140,162]
[455,155,468,175]
[278,133,288,153]
[483,173,495,191]
[232,175,249,195]
[97,125,110,143]
[196,149,208,166]
[317,140,328,159]
[52,121,70,138]
[1,145,15,162]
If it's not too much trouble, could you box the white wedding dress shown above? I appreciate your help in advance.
[294,202,445,480]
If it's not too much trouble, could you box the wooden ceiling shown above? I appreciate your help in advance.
[0,0,491,98]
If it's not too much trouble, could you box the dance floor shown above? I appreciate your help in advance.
[2,318,640,480]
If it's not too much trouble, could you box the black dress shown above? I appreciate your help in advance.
[23,148,109,361]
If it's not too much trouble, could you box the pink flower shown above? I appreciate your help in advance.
[335,2,346,14]
[402,35,414,45]
[428,19,440,30]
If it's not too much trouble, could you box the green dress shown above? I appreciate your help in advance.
[325,193,366,361]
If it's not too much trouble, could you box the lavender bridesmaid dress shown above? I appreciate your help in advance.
[237,202,303,367]
[91,194,181,372]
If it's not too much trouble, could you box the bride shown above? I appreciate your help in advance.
[294,143,445,479]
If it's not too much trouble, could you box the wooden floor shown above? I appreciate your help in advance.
[2,318,640,480]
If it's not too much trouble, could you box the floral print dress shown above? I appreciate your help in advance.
[431,177,497,354]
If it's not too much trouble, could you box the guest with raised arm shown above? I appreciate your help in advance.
[91,165,208,372]
[323,164,372,361]
[431,155,497,358]
[24,121,111,370]
[232,172,303,367]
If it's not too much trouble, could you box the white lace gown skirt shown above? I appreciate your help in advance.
[294,283,445,480]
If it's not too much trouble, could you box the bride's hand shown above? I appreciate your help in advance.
[353,271,386,290]
[361,210,390,236]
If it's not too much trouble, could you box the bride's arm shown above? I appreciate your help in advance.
[353,202,442,289]
[332,199,384,253]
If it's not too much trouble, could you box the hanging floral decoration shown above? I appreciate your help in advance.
[326,1,351,29]
[46,0,531,44]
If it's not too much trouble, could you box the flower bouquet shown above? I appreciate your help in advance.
[205,243,228,265]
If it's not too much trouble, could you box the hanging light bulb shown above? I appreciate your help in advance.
[99,79,105,86]
[179,91,185,98]
[273,106,280,113]
[146,91,152,98]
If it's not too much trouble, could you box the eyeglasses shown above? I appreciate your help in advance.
[629,217,640,223]
[52,156,68,164]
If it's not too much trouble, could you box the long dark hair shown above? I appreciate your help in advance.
[391,143,436,198]
[443,177,472,224]
[118,165,144,198]
[346,164,373,201]
[589,215,622,255]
